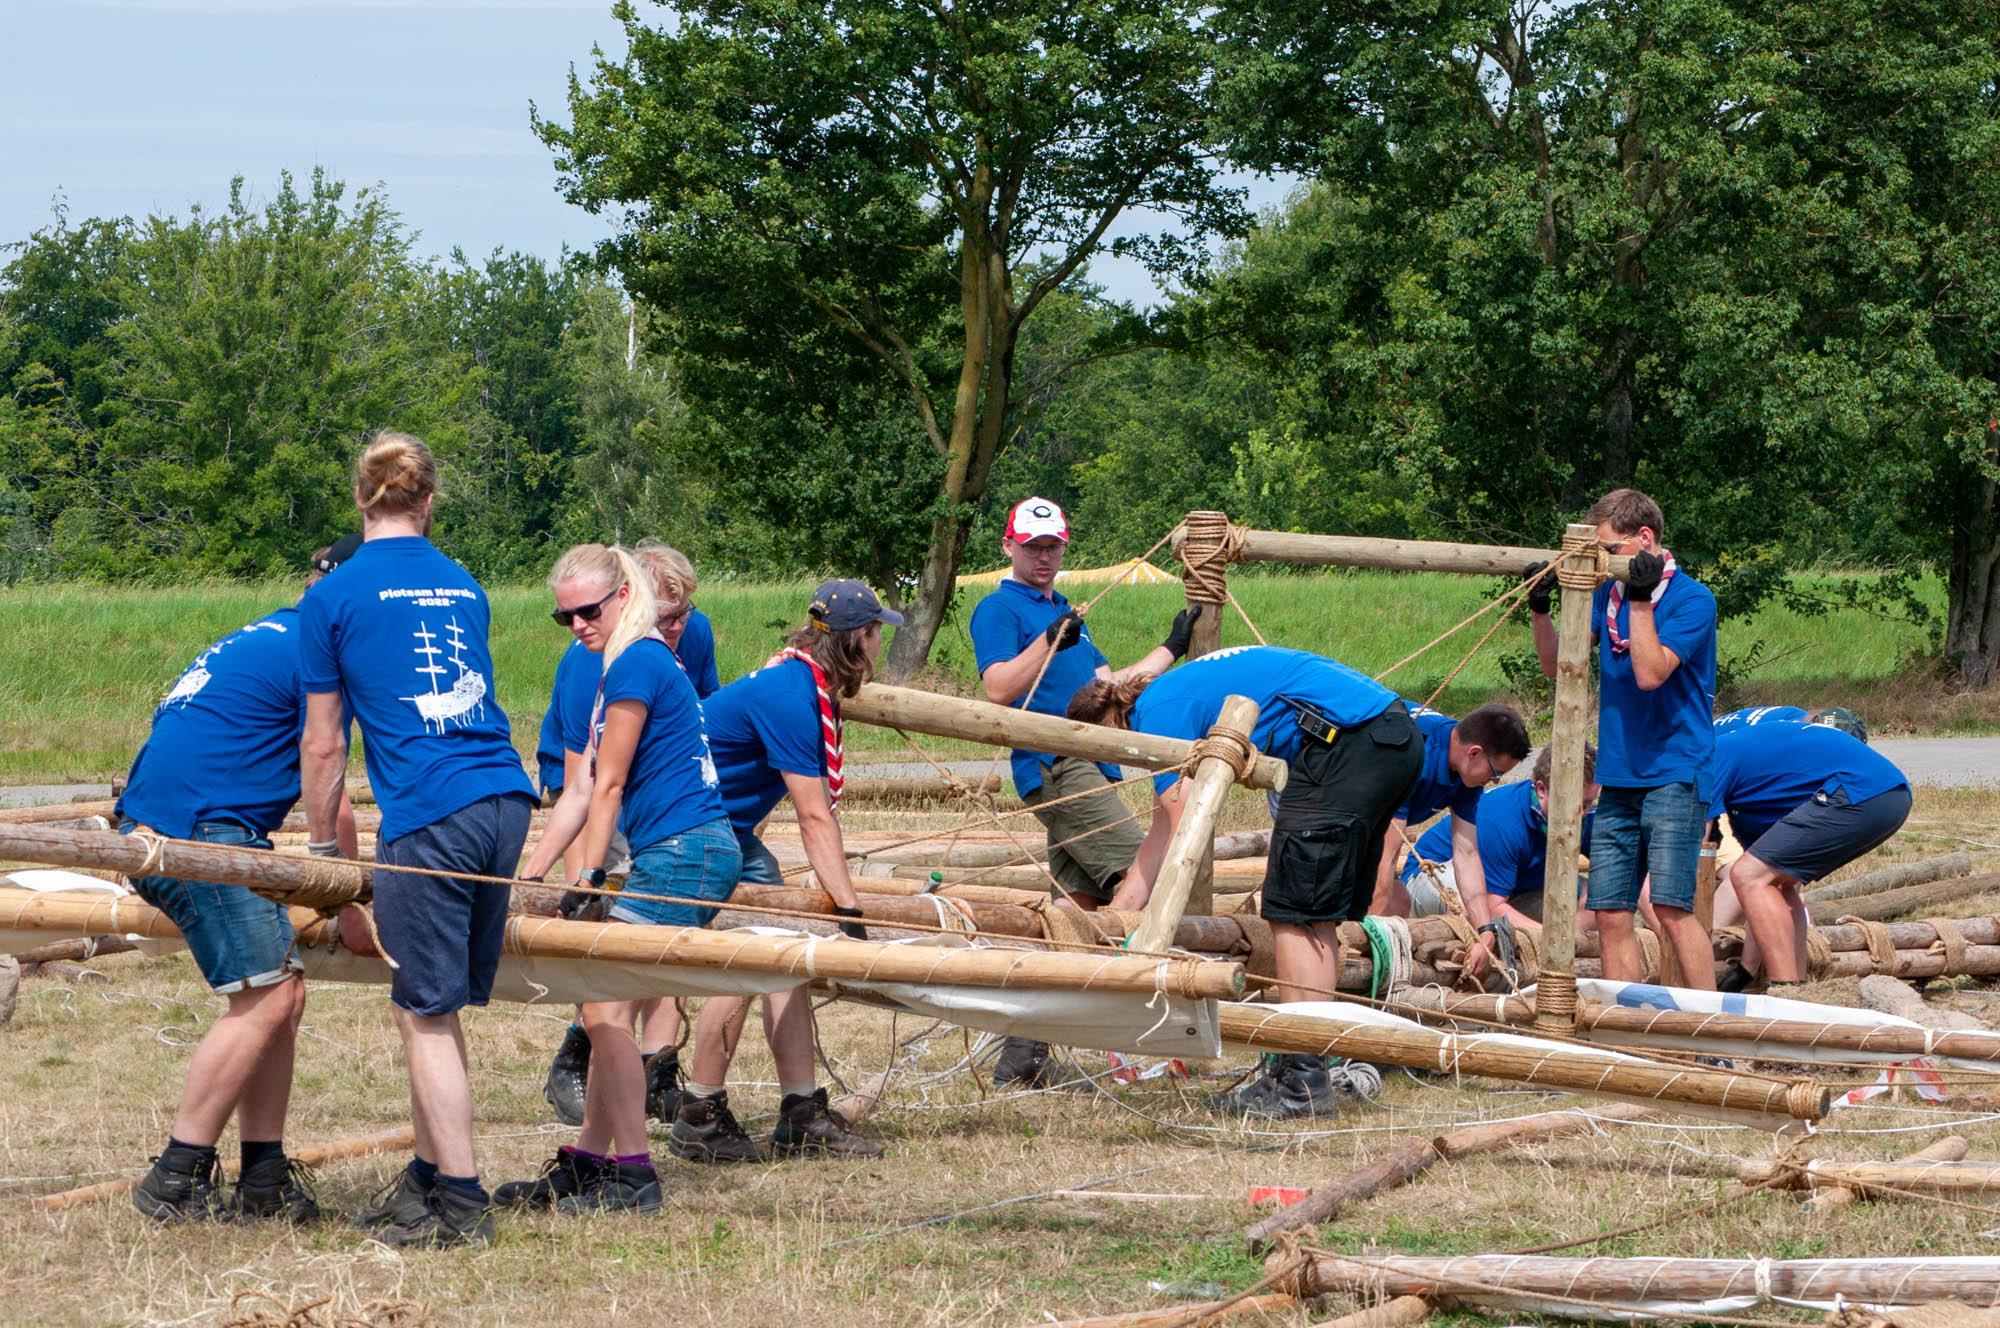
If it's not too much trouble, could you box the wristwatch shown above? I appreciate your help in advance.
[578,867,609,889]
[1476,922,1498,936]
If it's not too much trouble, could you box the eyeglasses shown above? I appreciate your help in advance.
[658,603,693,629]
[1599,533,1640,555]
[551,585,620,627]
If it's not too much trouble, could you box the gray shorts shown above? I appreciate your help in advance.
[1744,785,1913,884]
[373,793,534,1016]
[1021,757,1144,903]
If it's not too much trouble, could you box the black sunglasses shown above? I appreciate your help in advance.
[551,585,620,627]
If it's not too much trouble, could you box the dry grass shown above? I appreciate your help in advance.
[4,788,2000,1327]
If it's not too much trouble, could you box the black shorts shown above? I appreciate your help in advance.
[373,793,534,1016]
[1261,705,1423,926]
[1743,785,1913,884]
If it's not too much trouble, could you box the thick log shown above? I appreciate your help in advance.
[0,822,372,904]
[1130,696,1261,954]
[1244,1103,1656,1252]
[1305,1295,1432,1328]
[847,841,1050,869]
[0,800,120,825]
[1806,1136,1968,1215]
[30,1125,416,1211]
[1217,1003,1823,1125]
[1036,1294,1297,1328]
[1214,830,1270,861]
[1215,527,1630,581]
[1741,1157,2000,1197]
[1822,916,2000,951]
[1181,511,1229,663]
[0,887,1247,1000]
[4,934,139,966]
[1857,974,1992,1033]
[841,773,1006,801]
[1805,853,1975,905]
[1816,873,2000,923]
[1287,1253,2000,1311]
[842,682,1287,791]
[1537,523,1597,1028]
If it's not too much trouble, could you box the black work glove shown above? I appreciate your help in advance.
[558,888,610,922]
[1042,608,1084,651]
[1624,550,1665,603]
[1161,604,1203,659]
[1522,561,1553,615]
[832,905,868,941]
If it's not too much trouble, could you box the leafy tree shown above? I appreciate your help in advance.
[539,0,1250,674]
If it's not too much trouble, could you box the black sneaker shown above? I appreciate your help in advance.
[771,1088,885,1160]
[668,1092,767,1164]
[644,1050,684,1123]
[1717,961,1759,994]
[352,1164,434,1230]
[1206,1059,1340,1120]
[494,1150,598,1210]
[133,1148,233,1223]
[555,1160,663,1215]
[378,1183,494,1250]
[236,1154,321,1224]
[544,1024,591,1128]
[992,1036,1055,1088]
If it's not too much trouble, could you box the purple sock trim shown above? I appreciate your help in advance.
[560,1145,605,1162]
[611,1152,653,1168]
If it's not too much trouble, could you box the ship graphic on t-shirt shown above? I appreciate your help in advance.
[401,617,489,732]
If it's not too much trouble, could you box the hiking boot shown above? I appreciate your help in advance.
[236,1154,321,1224]
[1717,961,1761,994]
[1206,1057,1339,1120]
[352,1164,433,1230]
[493,1149,598,1210]
[770,1088,885,1160]
[992,1036,1056,1088]
[133,1148,233,1223]
[543,1023,591,1128]
[555,1160,663,1215]
[644,1050,684,1123]
[378,1183,494,1250]
[668,1092,767,1164]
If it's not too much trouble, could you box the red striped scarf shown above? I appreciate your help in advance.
[1605,550,1676,655]
[781,647,844,810]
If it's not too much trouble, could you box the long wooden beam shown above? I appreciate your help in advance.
[1177,524,1634,580]
[842,683,1287,791]
[1129,696,1260,953]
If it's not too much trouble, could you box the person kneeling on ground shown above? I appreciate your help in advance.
[663,580,899,1163]
[968,495,1200,1088]
[1071,645,1423,1120]
[497,544,739,1214]
[119,536,361,1222]
[1709,718,1910,992]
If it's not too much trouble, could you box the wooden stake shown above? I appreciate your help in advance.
[1817,872,2000,923]
[30,1125,416,1212]
[1739,1157,2000,1197]
[0,800,120,825]
[1805,852,1974,905]
[1218,526,1633,579]
[842,682,1287,791]
[1128,697,1261,954]
[1805,1136,1968,1215]
[1536,523,1599,1031]
[1305,1295,1433,1328]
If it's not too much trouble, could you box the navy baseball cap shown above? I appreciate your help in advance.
[808,579,904,632]
[312,532,363,574]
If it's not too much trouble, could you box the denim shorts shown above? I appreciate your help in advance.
[1744,785,1914,884]
[609,818,743,928]
[121,819,299,994]
[1587,782,1706,912]
[373,793,534,1017]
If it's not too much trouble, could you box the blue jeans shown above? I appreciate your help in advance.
[121,819,298,994]
[610,818,743,928]
[373,793,534,1016]
[1587,782,1705,912]
[736,829,784,886]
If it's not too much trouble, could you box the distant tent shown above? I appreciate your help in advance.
[957,558,1176,588]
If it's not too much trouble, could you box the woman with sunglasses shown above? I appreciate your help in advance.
[499,542,737,1216]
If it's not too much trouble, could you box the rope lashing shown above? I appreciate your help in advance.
[1179,510,1243,605]
[1186,723,1256,782]
[1806,927,1837,978]
[1556,529,1612,591]
[1927,916,1970,974]
[1536,969,1579,1026]
[1839,915,1902,976]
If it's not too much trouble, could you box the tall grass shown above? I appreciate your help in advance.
[0,569,1962,785]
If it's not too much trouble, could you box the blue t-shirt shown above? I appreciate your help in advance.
[1131,646,1398,793]
[1708,723,1909,843]
[674,609,721,699]
[299,535,534,842]
[594,637,726,850]
[1397,705,1483,826]
[119,606,311,838]
[1591,573,1718,794]
[969,578,1118,796]
[704,658,828,832]
[535,640,602,794]
[1712,705,1807,736]
[1401,780,1595,899]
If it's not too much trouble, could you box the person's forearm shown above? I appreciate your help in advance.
[573,780,625,874]
[980,641,1054,706]
[300,735,345,845]
[524,783,592,879]
[799,807,860,909]
[1455,854,1493,929]
[1532,611,1558,677]
[1492,895,1536,928]
[1106,802,1174,911]
[335,800,359,860]
[1109,645,1174,683]
[1627,604,1678,689]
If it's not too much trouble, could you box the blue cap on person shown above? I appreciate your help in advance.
[809,579,905,632]
[312,532,363,574]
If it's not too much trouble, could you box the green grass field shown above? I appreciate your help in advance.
[0,569,1977,785]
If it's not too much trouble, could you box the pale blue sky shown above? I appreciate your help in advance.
[4,0,1286,308]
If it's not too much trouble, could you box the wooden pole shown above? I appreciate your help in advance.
[1128,696,1261,954]
[0,800,120,825]
[1214,526,1633,580]
[6,935,138,967]
[1305,1296,1433,1328]
[1244,1103,1656,1252]
[1180,509,1229,660]
[30,1125,416,1212]
[1740,1157,2000,1197]
[1804,852,1974,905]
[1816,872,2000,923]
[1034,1295,1298,1328]
[1805,1136,1967,1215]
[1216,1002,1824,1125]
[1536,522,1599,1032]
[842,683,1287,791]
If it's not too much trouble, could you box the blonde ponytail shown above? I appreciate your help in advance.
[546,542,658,670]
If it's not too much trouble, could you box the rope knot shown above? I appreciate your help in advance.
[1179,511,1243,605]
[1556,530,1610,591]
[1186,723,1255,782]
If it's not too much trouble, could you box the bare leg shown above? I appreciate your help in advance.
[1271,921,1340,1004]
[688,995,754,1087]
[637,997,682,1056]
[393,1007,477,1176]
[1732,854,1805,982]
[1656,904,1717,991]
[1592,910,1646,983]
[168,975,306,1146]
[759,987,816,1087]
[577,1000,648,1155]
[1785,884,1810,977]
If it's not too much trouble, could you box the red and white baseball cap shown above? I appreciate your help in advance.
[1005,496,1070,544]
